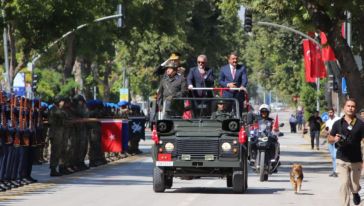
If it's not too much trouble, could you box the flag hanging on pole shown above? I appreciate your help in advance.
[303,40,316,83]
[320,32,336,62]
[303,39,327,82]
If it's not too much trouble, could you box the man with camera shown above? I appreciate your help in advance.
[328,99,364,206]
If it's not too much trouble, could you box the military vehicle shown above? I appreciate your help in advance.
[151,96,249,193]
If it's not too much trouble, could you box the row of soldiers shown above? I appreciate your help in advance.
[0,91,146,191]
[0,92,41,191]
[46,95,145,177]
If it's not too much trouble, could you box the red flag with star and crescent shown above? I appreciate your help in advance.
[101,120,123,152]
[303,39,326,82]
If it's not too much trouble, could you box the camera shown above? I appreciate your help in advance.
[335,134,351,148]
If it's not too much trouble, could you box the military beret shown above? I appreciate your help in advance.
[118,101,129,107]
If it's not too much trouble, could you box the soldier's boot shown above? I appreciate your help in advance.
[50,168,62,177]
[59,166,72,175]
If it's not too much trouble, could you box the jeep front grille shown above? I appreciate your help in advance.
[176,138,219,159]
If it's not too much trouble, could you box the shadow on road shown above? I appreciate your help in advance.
[167,187,285,194]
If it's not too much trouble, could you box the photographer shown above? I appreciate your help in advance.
[328,99,364,206]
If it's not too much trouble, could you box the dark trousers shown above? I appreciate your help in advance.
[289,122,297,133]
[310,131,320,149]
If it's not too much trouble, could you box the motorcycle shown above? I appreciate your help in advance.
[248,121,282,182]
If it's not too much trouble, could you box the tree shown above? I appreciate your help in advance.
[241,0,364,108]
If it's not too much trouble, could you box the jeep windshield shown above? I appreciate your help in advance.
[160,97,240,120]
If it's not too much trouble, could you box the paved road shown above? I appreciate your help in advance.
[0,111,361,206]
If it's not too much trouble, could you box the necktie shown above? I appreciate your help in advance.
[232,68,236,79]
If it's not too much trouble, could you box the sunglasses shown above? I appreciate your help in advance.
[197,61,205,64]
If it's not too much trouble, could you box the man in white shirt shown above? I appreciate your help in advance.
[325,108,341,177]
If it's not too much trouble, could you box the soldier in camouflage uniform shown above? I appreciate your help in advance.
[48,97,68,176]
[210,100,233,121]
[74,95,89,169]
[88,100,106,167]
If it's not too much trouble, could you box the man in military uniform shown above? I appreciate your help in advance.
[154,52,187,77]
[157,61,187,115]
[210,100,233,121]
[48,97,68,176]
[88,100,107,167]
[73,95,89,170]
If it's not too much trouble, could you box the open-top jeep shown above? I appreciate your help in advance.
[151,97,248,193]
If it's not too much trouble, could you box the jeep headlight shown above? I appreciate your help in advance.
[164,142,175,152]
[221,142,232,152]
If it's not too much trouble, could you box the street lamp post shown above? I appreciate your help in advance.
[256,21,322,112]
[27,13,124,97]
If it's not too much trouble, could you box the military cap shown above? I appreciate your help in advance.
[169,52,181,60]
[73,94,86,102]
[164,60,178,69]
[217,99,225,104]
[54,96,66,104]
[118,100,129,107]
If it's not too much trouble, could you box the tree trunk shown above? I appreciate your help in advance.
[327,27,364,108]
[302,1,364,109]
[63,33,76,81]
[72,57,84,93]
[103,62,112,102]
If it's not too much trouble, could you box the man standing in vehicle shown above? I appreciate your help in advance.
[187,54,214,97]
[157,61,187,114]
[219,52,248,113]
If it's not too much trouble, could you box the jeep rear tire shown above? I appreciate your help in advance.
[153,167,166,192]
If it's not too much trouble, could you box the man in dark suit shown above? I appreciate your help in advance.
[219,52,248,114]
[187,54,214,97]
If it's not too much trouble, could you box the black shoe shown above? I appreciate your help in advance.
[0,185,6,192]
[17,179,28,186]
[3,181,13,189]
[353,193,361,205]
[28,177,38,183]
[59,167,72,175]
[0,183,10,190]
[11,180,21,187]
[50,169,62,177]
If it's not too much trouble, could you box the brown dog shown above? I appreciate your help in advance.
[290,164,304,194]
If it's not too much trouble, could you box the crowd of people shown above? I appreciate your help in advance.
[0,92,145,191]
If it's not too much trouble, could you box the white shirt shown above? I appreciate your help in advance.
[325,115,340,131]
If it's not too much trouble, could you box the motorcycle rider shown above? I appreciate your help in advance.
[249,104,280,173]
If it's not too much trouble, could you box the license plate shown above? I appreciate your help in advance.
[156,161,174,167]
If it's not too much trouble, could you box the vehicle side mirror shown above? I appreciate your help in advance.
[279,123,284,127]
[278,132,284,137]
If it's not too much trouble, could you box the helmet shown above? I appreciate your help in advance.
[259,104,271,113]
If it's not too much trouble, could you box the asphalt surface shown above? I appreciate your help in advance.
[0,111,362,206]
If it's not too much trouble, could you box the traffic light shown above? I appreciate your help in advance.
[32,73,38,92]
[328,74,339,92]
[244,9,253,32]
[116,4,125,28]
[328,74,334,90]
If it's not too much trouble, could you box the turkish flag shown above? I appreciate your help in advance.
[303,40,316,83]
[320,32,336,61]
[303,39,326,81]
[101,120,123,152]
